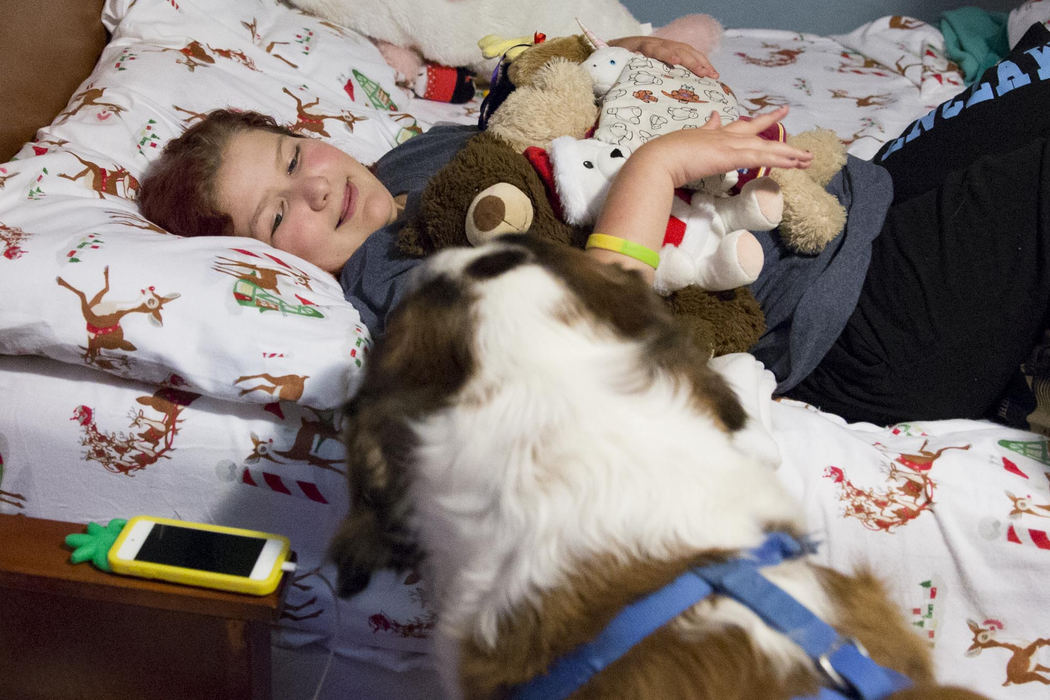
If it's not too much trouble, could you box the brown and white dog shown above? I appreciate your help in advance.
[330,235,982,700]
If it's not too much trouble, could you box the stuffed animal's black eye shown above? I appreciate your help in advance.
[583,161,594,169]
[609,59,617,65]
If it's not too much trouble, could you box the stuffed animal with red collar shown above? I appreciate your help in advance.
[545,135,782,295]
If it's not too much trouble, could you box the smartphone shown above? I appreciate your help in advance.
[108,515,292,595]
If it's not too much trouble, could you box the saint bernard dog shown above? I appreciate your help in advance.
[330,235,982,700]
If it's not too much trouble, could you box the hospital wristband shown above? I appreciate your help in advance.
[585,233,660,269]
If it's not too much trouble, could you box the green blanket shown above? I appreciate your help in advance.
[940,6,1009,83]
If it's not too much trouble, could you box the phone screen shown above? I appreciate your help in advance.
[136,523,267,576]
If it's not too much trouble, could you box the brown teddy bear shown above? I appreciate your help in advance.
[397,130,765,357]
[483,34,848,255]
[397,131,588,255]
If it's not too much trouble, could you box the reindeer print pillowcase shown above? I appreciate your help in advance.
[0,0,478,408]
[0,194,369,409]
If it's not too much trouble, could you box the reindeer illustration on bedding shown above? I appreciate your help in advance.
[56,265,180,370]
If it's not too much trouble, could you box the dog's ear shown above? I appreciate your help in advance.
[544,238,671,342]
[330,270,476,598]
[328,505,424,597]
[368,272,475,407]
[329,408,423,597]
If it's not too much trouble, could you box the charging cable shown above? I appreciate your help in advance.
[268,559,340,700]
[310,571,340,700]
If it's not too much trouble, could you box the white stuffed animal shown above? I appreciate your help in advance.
[584,44,639,95]
[288,0,643,84]
[286,1,724,101]
[548,136,783,295]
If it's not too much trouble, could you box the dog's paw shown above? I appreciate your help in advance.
[335,568,375,598]
[328,509,410,597]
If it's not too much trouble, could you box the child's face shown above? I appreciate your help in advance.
[215,129,398,272]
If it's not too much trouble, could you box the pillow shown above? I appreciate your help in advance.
[1,192,371,408]
[0,0,478,409]
[0,0,108,162]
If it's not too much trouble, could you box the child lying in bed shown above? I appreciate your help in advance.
[140,25,1050,427]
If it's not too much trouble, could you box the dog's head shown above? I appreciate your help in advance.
[329,235,746,598]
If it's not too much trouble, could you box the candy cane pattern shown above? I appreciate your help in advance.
[240,465,329,504]
[215,459,330,504]
[1006,523,1050,550]
[997,443,1050,550]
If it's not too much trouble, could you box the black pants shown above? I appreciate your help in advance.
[789,24,1050,424]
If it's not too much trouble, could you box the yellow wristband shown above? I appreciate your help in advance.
[585,233,661,269]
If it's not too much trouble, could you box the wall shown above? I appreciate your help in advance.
[621,0,1018,36]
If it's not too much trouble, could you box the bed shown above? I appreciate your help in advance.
[2,0,1049,697]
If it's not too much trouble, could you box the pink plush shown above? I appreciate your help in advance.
[651,14,724,56]
[376,40,478,104]
[374,40,426,85]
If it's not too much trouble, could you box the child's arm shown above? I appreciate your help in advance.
[609,35,719,78]
[588,107,812,282]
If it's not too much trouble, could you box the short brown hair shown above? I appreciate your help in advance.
[139,109,297,237]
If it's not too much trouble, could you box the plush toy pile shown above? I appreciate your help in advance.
[280,0,852,357]
[390,26,852,357]
[396,130,767,357]
[571,25,848,259]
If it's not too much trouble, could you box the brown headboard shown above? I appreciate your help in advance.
[0,0,108,162]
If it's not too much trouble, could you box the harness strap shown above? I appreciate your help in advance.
[513,563,716,700]
[510,532,912,700]
[693,534,911,699]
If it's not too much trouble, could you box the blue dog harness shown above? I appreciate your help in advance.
[510,532,912,700]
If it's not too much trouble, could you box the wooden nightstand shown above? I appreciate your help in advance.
[0,513,291,700]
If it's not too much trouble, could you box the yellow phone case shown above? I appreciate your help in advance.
[108,516,291,596]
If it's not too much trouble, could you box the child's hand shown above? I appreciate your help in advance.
[656,107,813,187]
[590,106,810,281]
[609,35,718,79]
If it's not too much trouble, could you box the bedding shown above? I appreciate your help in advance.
[2,0,1050,697]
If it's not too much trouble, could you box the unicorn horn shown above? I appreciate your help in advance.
[576,18,608,49]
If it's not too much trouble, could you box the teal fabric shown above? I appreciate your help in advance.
[940,6,1009,83]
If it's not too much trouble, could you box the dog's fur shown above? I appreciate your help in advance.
[330,235,982,700]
